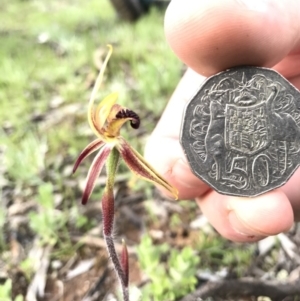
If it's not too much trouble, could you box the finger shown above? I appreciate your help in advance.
[145,69,211,199]
[273,54,300,79]
[197,189,294,242]
[281,168,300,221]
[145,136,210,199]
[146,0,300,204]
[165,0,300,76]
[285,74,300,90]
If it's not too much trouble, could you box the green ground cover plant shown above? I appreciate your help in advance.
[0,279,23,301]
[137,234,200,301]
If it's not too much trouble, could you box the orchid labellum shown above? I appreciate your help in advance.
[73,45,177,300]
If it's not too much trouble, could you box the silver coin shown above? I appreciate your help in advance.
[180,66,300,197]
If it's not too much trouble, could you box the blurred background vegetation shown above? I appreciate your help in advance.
[0,1,284,300]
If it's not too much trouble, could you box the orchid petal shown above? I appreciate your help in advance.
[105,105,140,137]
[95,92,119,130]
[117,138,178,199]
[88,44,113,137]
[73,139,104,173]
[82,145,111,205]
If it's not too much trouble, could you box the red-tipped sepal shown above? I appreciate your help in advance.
[121,239,129,287]
[73,139,104,173]
[116,137,178,199]
[82,145,111,205]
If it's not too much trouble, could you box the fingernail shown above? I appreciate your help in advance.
[228,211,264,239]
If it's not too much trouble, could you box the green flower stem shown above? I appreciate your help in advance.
[106,147,120,188]
[102,147,120,236]
[103,147,129,301]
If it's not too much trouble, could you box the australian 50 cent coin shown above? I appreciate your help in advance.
[180,66,300,197]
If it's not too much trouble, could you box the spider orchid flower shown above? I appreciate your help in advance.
[73,46,177,298]
[73,44,177,224]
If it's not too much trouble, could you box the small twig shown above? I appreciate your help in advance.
[277,233,300,264]
[179,278,300,301]
[26,244,52,301]
[82,268,110,301]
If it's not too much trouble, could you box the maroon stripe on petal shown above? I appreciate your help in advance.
[118,141,153,179]
[73,139,104,173]
[81,146,111,205]
[117,138,178,198]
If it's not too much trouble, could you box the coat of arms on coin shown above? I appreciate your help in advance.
[180,66,300,197]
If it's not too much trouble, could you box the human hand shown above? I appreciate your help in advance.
[145,0,300,242]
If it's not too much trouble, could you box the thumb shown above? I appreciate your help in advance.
[165,0,300,76]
